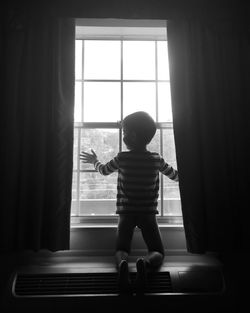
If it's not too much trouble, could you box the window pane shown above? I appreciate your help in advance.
[123,41,155,80]
[162,128,181,216]
[80,172,117,215]
[83,82,121,122]
[73,128,79,170]
[147,129,160,153]
[72,172,78,201]
[71,172,78,216]
[75,40,82,80]
[74,82,82,122]
[123,82,156,119]
[157,41,169,80]
[84,40,121,79]
[163,178,182,216]
[162,128,177,165]
[80,129,119,171]
[158,82,173,122]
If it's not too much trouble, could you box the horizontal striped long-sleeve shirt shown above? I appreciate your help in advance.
[94,150,179,214]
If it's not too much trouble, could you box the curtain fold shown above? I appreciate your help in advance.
[167,19,250,254]
[1,12,75,251]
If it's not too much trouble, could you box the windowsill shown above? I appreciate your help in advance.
[71,215,183,225]
[70,222,184,229]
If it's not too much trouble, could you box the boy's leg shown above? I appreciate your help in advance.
[135,257,148,292]
[115,214,135,266]
[117,258,130,292]
[144,251,164,268]
[139,214,165,269]
[115,215,135,292]
[134,215,164,292]
[115,250,129,267]
[135,251,164,292]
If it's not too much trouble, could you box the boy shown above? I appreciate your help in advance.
[80,111,179,293]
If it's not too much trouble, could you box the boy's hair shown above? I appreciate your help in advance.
[122,111,156,145]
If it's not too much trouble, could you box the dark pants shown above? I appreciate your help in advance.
[116,213,165,256]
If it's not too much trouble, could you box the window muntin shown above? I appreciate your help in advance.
[72,23,182,223]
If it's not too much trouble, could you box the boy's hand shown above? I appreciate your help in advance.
[80,149,98,164]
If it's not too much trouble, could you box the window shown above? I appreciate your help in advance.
[72,19,182,224]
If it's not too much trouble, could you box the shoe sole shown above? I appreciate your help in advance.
[135,259,147,292]
[118,261,131,292]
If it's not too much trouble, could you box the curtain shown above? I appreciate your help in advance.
[167,19,250,254]
[1,10,75,251]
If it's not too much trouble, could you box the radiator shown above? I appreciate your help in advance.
[1,266,226,313]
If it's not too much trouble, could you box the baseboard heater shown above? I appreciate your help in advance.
[10,267,225,296]
[2,267,226,313]
[13,271,173,296]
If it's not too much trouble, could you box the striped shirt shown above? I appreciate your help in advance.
[94,150,179,214]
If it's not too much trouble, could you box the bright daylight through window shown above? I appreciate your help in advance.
[71,19,182,224]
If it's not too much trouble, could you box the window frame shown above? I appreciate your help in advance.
[72,19,183,225]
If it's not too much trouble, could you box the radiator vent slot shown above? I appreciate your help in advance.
[13,272,172,296]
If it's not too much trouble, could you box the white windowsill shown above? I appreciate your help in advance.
[70,223,184,229]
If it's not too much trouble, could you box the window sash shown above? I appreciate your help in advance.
[73,124,178,218]
[75,39,170,124]
[72,36,181,222]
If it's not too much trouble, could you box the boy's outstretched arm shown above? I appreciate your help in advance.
[159,158,179,182]
[80,149,119,176]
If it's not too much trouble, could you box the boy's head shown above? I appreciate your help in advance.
[122,111,156,150]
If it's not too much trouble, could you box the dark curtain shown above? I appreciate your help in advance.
[0,10,75,251]
[167,19,250,254]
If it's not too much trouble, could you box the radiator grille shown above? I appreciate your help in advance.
[14,271,172,296]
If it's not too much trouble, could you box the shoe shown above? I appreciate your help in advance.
[135,258,147,293]
[117,260,131,293]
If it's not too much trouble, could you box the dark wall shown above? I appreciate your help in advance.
[4,0,248,19]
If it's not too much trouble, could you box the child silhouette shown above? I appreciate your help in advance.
[80,111,179,293]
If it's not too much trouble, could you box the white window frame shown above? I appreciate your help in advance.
[72,19,183,225]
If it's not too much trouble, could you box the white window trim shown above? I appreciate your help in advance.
[72,18,182,226]
[75,18,167,41]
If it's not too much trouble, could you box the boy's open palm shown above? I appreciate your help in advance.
[80,149,97,164]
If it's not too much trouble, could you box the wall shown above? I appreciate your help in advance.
[9,0,243,21]
[70,226,186,255]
